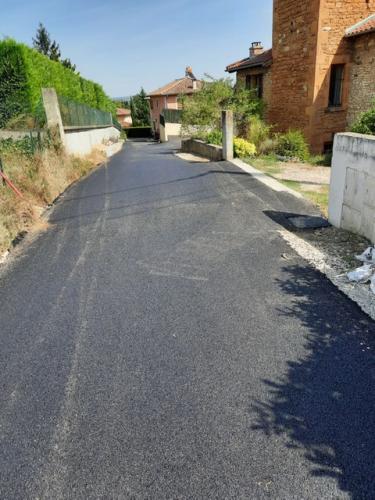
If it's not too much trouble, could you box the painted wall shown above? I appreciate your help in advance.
[329,132,375,243]
[64,126,120,156]
[149,95,179,132]
[160,122,182,143]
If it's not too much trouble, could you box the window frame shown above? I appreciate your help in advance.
[328,64,345,108]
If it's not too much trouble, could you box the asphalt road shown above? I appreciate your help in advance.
[0,140,374,499]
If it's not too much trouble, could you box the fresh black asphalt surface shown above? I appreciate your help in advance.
[0,139,374,499]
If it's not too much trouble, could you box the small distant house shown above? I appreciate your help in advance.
[226,1,375,153]
[116,108,132,129]
[147,67,202,135]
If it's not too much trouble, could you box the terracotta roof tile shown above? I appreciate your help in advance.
[148,77,203,97]
[345,13,375,37]
[226,49,272,73]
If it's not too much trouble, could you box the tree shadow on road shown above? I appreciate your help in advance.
[252,264,375,499]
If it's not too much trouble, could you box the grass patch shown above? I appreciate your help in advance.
[280,180,329,215]
[246,154,281,176]
[245,155,330,215]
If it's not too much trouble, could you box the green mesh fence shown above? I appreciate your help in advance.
[161,109,182,123]
[58,95,113,129]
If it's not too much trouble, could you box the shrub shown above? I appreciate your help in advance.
[205,129,222,145]
[275,130,309,161]
[351,105,375,135]
[233,137,256,158]
[258,137,278,155]
[181,77,264,137]
[243,115,272,150]
[0,39,115,127]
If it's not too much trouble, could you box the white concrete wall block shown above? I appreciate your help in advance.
[64,127,120,156]
[329,132,375,243]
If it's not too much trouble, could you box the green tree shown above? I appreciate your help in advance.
[32,23,77,73]
[180,76,264,137]
[62,58,77,73]
[49,40,61,61]
[130,88,150,126]
[32,23,52,56]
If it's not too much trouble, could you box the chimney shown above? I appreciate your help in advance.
[249,42,264,57]
[185,66,196,80]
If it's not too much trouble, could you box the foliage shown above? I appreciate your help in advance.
[33,23,77,72]
[233,137,256,158]
[258,137,279,155]
[0,39,115,128]
[0,135,46,156]
[275,130,309,161]
[113,98,131,109]
[130,88,150,126]
[244,115,272,150]
[204,129,222,145]
[181,77,264,137]
[351,102,375,135]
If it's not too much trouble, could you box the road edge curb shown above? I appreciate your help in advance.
[229,158,304,199]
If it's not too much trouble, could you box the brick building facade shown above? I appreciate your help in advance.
[227,1,375,153]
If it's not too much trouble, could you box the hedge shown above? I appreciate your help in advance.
[0,39,115,128]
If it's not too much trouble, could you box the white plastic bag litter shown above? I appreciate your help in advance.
[371,274,375,295]
[356,246,375,263]
[347,264,374,283]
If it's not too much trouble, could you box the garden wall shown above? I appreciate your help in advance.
[181,139,223,161]
[329,132,375,243]
[64,126,120,156]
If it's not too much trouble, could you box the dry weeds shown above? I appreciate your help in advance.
[0,147,105,255]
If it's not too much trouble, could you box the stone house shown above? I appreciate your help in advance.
[226,1,375,153]
[147,67,202,134]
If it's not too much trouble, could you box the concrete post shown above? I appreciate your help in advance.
[222,110,233,160]
[42,88,65,145]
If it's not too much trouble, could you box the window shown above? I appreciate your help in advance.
[150,100,154,110]
[328,64,345,107]
[245,74,263,98]
[254,74,263,99]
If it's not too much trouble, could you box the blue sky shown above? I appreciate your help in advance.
[0,0,273,97]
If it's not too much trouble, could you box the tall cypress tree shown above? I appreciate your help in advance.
[32,23,51,56]
[32,23,77,73]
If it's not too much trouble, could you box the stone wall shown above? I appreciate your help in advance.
[236,67,272,120]
[308,0,375,152]
[329,132,375,243]
[269,0,375,153]
[268,0,320,138]
[347,32,375,127]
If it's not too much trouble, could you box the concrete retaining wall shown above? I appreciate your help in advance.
[64,127,121,156]
[181,139,223,161]
[329,132,375,243]
[0,130,46,141]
